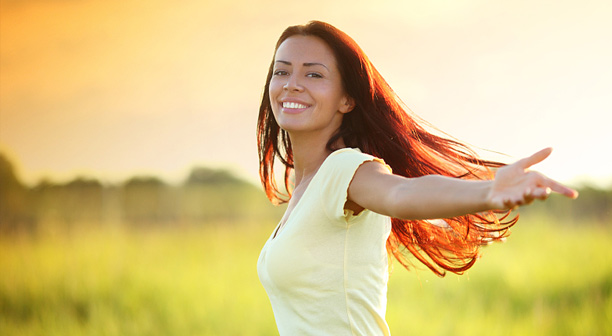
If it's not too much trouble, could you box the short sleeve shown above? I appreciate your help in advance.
[316,148,391,223]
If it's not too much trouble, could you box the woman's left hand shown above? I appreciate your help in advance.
[488,148,579,210]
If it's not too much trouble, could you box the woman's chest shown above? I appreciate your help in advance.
[259,211,348,291]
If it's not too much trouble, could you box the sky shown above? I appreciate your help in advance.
[1,0,611,187]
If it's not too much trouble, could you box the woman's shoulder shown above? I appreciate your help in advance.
[327,147,370,160]
[322,147,387,172]
[331,147,387,161]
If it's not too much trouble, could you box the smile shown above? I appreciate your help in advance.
[282,102,308,109]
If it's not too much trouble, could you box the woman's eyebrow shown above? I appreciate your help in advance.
[275,60,330,71]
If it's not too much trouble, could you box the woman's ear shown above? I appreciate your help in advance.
[339,96,355,114]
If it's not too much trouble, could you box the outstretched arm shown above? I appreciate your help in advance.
[347,148,578,220]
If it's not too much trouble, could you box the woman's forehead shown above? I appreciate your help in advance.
[274,35,337,67]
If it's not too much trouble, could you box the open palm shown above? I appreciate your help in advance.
[488,148,578,210]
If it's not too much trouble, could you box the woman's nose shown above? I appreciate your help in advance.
[283,75,303,92]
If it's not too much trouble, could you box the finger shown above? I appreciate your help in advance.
[530,169,578,199]
[507,195,525,207]
[502,198,518,211]
[531,187,551,200]
[543,177,579,199]
[516,147,553,170]
[523,188,535,204]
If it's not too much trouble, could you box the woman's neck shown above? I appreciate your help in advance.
[290,132,345,186]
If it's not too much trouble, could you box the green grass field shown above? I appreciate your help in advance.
[1,216,611,336]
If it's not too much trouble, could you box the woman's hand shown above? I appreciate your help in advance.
[488,148,578,210]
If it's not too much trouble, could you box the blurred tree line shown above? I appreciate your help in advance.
[0,152,610,235]
[520,184,611,225]
[0,153,284,234]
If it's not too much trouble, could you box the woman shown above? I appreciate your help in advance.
[256,21,577,335]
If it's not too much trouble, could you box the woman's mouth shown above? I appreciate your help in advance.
[281,101,309,113]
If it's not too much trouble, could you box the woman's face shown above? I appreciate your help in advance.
[269,35,353,137]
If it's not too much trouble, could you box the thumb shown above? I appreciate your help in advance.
[517,147,553,170]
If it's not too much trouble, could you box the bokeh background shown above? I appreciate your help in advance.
[2,0,612,186]
[1,0,611,335]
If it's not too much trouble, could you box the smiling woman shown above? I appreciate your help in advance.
[269,35,354,136]
[255,21,578,336]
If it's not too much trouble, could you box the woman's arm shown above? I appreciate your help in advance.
[347,148,578,220]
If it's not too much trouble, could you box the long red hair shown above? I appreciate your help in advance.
[257,21,516,277]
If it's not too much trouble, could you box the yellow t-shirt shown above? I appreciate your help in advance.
[257,148,392,336]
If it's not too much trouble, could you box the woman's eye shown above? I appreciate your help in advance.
[273,70,289,76]
[307,72,323,78]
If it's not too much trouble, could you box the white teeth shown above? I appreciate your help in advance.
[283,102,307,109]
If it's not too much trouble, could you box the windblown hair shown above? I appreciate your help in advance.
[257,21,517,277]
